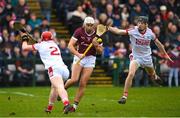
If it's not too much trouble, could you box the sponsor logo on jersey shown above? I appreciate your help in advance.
[135,39,150,46]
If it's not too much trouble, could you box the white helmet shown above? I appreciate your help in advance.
[84,16,95,25]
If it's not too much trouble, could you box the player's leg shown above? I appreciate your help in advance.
[45,85,58,113]
[73,67,93,111]
[65,64,83,89]
[144,66,163,85]
[50,76,72,114]
[118,60,139,104]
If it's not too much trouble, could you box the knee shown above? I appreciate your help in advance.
[128,72,135,78]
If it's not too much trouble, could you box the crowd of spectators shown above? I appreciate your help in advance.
[0,0,71,86]
[0,0,180,87]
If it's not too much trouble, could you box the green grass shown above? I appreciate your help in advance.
[0,86,180,117]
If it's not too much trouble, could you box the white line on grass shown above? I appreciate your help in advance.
[0,90,34,97]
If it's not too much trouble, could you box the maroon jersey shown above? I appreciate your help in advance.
[72,27,96,56]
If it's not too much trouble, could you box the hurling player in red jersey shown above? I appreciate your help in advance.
[64,16,103,111]
[20,31,73,114]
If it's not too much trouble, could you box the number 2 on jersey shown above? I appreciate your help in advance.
[49,46,60,55]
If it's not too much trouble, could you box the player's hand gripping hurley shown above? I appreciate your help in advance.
[76,24,107,64]
[14,21,37,44]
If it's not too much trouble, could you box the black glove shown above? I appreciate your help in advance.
[21,34,29,42]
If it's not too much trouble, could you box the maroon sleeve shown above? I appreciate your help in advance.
[72,27,81,40]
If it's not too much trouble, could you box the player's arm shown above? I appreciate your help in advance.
[20,32,34,51]
[108,26,127,35]
[92,37,103,54]
[68,37,82,58]
[154,38,173,62]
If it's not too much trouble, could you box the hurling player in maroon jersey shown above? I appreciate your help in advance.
[65,17,103,111]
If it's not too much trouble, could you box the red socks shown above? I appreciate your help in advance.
[123,92,128,97]
[47,105,53,111]
[63,101,70,106]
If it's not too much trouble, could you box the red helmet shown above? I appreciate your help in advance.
[41,31,53,41]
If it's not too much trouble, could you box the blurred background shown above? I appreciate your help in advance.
[0,0,179,88]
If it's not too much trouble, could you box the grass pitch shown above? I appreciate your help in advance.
[0,86,180,117]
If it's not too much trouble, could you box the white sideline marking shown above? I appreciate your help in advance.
[102,98,116,102]
[0,90,34,97]
[12,92,34,97]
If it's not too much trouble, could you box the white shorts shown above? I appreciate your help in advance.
[48,65,69,81]
[129,53,154,68]
[73,55,96,68]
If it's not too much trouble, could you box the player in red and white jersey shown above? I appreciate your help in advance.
[64,16,103,111]
[108,16,173,104]
[20,31,72,114]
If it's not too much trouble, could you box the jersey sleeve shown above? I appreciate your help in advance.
[32,43,41,51]
[126,28,135,36]
[72,28,80,41]
[151,32,157,41]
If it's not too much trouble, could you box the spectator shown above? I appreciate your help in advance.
[72,5,87,20]
[33,30,41,42]
[130,4,145,23]
[152,14,165,34]
[59,39,72,69]
[15,50,34,86]
[8,33,19,47]
[103,43,115,58]
[39,18,50,33]
[148,5,158,25]
[134,68,149,87]
[68,5,86,34]
[49,27,57,40]
[98,13,108,25]
[97,0,107,14]
[114,42,127,59]
[82,0,93,15]
[121,5,129,21]
[113,0,121,16]
[20,18,26,27]
[166,25,179,43]
[2,43,13,59]
[152,25,165,44]
[14,0,29,20]
[0,5,8,28]
[166,0,179,15]
[167,46,180,87]
[160,5,168,22]
[0,51,12,87]
[13,46,21,59]
[2,28,9,43]
[126,0,136,14]
[139,0,150,14]
[28,13,42,30]
[106,4,120,27]
[167,11,179,26]
[39,0,51,22]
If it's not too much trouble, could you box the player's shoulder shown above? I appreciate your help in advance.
[147,27,154,35]
[74,27,84,33]
[127,26,136,31]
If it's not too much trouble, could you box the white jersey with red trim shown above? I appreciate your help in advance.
[127,26,156,58]
[33,41,65,69]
